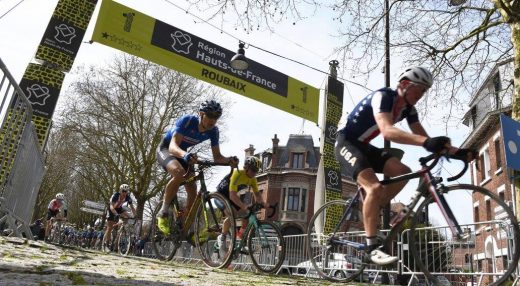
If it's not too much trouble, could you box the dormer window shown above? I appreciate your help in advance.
[291,152,304,169]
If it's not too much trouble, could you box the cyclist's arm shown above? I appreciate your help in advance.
[169,133,189,158]
[410,121,458,154]
[129,204,137,217]
[210,145,234,164]
[375,112,427,146]
[229,191,248,211]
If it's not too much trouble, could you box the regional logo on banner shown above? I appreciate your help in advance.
[323,77,344,194]
[91,0,319,123]
[15,64,65,119]
[35,0,97,71]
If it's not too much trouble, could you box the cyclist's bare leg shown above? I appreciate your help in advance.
[103,220,115,245]
[380,158,411,202]
[160,159,187,216]
[356,168,383,239]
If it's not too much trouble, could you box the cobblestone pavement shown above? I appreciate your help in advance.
[0,237,368,286]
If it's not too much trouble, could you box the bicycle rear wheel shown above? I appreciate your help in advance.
[410,184,520,286]
[306,200,366,282]
[150,204,178,261]
[247,220,285,273]
[195,192,235,269]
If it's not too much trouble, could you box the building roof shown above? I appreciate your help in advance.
[461,107,510,149]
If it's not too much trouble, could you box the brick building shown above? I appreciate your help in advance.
[243,134,357,235]
[460,58,516,277]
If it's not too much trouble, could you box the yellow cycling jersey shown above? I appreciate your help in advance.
[229,169,259,193]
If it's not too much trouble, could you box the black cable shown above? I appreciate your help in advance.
[0,0,25,21]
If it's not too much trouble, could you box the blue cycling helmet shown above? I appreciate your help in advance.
[199,100,223,118]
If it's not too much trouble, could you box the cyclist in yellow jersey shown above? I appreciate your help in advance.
[216,156,268,252]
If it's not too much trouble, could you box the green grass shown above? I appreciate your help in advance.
[66,272,87,285]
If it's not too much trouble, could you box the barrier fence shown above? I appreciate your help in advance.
[141,221,519,285]
[0,58,45,239]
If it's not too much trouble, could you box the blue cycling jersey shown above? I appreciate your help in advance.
[161,115,219,151]
[339,88,419,143]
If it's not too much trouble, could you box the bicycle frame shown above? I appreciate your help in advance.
[173,162,228,239]
[330,154,469,248]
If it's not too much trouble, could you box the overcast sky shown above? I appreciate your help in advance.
[0,0,476,224]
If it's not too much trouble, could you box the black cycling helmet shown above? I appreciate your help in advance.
[199,100,223,118]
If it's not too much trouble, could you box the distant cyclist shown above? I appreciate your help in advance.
[335,66,475,265]
[102,184,136,248]
[156,100,238,235]
[45,193,68,241]
[216,156,268,252]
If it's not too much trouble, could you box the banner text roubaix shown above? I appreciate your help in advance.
[92,0,319,123]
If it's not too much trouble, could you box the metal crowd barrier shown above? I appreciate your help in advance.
[0,58,45,239]
[141,221,519,285]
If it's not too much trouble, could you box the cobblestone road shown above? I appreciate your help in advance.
[0,237,368,286]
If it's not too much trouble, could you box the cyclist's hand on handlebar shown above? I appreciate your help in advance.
[423,136,451,154]
[183,152,198,165]
[228,156,239,168]
[451,148,478,162]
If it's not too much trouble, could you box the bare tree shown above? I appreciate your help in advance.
[186,0,518,125]
[39,54,225,223]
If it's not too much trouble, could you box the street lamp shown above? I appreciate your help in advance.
[230,42,248,70]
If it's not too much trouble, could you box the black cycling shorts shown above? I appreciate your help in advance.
[216,174,241,211]
[46,209,59,220]
[156,146,189,171]
[106,208,125,222]
[334,134,393,180]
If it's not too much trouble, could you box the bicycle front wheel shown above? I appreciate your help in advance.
[247,220,285,273]
[195,192,236,269]
[117,227,131,256]
[150,204,178,261]
[306,199,366,282]
[410,184,520,286]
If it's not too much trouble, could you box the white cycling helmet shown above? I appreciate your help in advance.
[56,193,65,200]
[120,184,130,192]
[397,66,433,88]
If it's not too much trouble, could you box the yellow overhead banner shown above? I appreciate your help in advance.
[92,0,319,123]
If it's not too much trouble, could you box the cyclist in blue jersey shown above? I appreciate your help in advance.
[156,100,239,235]
[335,66,475,265]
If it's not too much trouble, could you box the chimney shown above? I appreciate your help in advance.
[272,134,279,148]
[271,134,279,168]
[244,144,255,158]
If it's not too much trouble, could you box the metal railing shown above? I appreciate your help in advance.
[141,221,519,285]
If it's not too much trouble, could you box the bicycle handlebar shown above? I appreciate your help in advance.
[418,152,469,182]
[246,203,278,219]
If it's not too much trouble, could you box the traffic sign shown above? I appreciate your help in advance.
[82,200,105,210]
[80,207,105,216]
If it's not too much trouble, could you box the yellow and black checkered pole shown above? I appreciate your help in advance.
[315,61,344,234]
[0,0,97,186]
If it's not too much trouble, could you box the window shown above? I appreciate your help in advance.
[262,155,271,170]
[480,148,491,182]
[291,153,304,169]
[474,206,479,222]
[493,74,502,109]
[494,139,502,170]
[486,199,492,221]
[282,187,307,212]
[499,191,505,202]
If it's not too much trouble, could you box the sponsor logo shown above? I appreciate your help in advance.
[101,32,142,51]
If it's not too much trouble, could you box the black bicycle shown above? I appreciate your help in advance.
[307,153,520,285]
